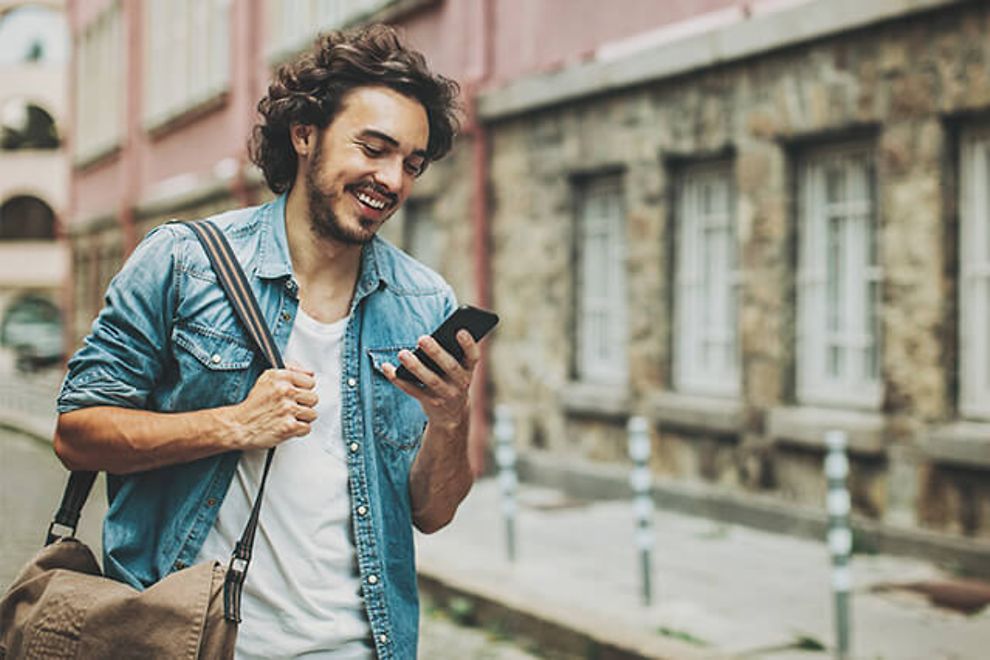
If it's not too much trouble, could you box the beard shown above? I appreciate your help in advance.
[305,136,394,245]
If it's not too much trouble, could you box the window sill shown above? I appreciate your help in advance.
[766,405,885,455]
[73,141,121,171]
[921,422,990,469]
[145,89,229,140]
[560,381,631,418]
[646,391,745,435]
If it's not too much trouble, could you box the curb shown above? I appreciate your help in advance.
[417,560,727,660]
[514,452,990,579]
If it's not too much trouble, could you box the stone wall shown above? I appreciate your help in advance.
[485,3,990,538]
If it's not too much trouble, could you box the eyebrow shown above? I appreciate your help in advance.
[359,129,428,160]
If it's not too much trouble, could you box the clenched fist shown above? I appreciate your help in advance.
[228,364,318,450]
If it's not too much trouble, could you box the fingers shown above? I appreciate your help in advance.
[414,332,478,384]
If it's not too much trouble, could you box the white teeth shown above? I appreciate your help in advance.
[356,192,386,210]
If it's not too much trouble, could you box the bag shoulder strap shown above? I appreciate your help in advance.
[47,219,285,624]
[184,219,282,623]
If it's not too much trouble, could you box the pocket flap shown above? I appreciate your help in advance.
[366,346,415,374]
[173,324,255,370]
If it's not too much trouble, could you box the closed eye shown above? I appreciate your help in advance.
[359,142,386,157]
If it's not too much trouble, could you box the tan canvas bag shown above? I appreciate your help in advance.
[0,221,282,659]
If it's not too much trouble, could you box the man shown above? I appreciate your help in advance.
[55,25,473,659]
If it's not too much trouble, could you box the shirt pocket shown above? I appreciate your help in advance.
[171,323,256,407]
[367,347,427,452]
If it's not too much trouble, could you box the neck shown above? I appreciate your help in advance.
[284,184,363,323]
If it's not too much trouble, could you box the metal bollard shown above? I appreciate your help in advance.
[825,430,852,660]
[627,416,654,606]
[493,405,517,562]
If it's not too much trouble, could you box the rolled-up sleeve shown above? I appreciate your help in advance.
[58,225,179,414]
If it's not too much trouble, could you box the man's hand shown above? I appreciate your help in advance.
[227,364,318,449]
[381,330,479,533]
[55,365,319,474]
[381,330,479,428]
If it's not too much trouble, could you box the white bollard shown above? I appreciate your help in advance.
[825,430,852,660]
[627,415,654,606]
[493,405,517,562]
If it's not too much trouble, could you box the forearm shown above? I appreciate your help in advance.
[54,405,243,475]
[408,413,474,534]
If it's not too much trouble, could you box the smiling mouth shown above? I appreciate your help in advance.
[349,184,395,215]
[355,190,387,210]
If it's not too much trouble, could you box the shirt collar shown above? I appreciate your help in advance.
[256,193,389,300]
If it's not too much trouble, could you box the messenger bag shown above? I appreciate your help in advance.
[0,220,283,659]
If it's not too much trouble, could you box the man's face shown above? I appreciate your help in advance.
[302,85,430,245]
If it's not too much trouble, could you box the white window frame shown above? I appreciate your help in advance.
[673,162,741,397]
[74,2,123,163]
[267,0,397,62]
[796,143,882,409]
[959,126,990,420]
[143,0,231,130]
[575,176,628,386]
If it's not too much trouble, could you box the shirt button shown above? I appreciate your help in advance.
[173,560,186,570]
[349,442,360,453]
[378,634,388,644]
[210,354,221,364]
[367,574,378,585]
[206,498,217,507]
[357,505,368,516]
[281,311,292,322]
[347,377,357,387]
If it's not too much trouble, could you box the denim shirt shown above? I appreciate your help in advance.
[57,194,457,659]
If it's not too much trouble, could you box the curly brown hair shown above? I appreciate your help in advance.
[249,24,461,194]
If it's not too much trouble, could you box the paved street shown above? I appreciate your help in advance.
[0,426,105,591]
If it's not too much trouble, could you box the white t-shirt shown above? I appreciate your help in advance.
[196,309,372,659]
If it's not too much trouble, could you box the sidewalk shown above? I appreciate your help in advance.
[415,478,990,659]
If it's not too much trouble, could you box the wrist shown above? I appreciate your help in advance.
[213,404,246,450]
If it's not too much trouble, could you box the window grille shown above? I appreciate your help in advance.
[674,163,740,396]
[796,144,881,408]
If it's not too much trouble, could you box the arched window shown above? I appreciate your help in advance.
[0,195,56,240]
[1,99,59,149]
[0,4,68,65]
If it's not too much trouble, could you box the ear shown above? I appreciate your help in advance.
[290,123,314,157]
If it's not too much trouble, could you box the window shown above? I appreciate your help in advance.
[403,200,440,272]
[267,0,397,60]
[0,100,59,150]
[0,5,69,65]
[0,196,56,240]
[74,2,123,161]
[959,127,990,419]
[144,0,231,129]
[674,162,740,396]
[575,176,627,385]
[796,144,881,408]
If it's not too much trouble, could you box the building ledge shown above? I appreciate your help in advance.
[478,0,962,121]
[560,381,630,418]
[767,405,886,455]
[646,391,744,435]
[921,422,990,470]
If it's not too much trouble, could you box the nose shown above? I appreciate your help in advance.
[374,156,405,193]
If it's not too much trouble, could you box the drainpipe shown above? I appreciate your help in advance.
[119,0,141,253]
[466,0,495,477]
[230,0,259,208]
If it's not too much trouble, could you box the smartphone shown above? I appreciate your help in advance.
[394,304,500,385]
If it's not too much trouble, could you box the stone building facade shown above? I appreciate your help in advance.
[482,0,990,544]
